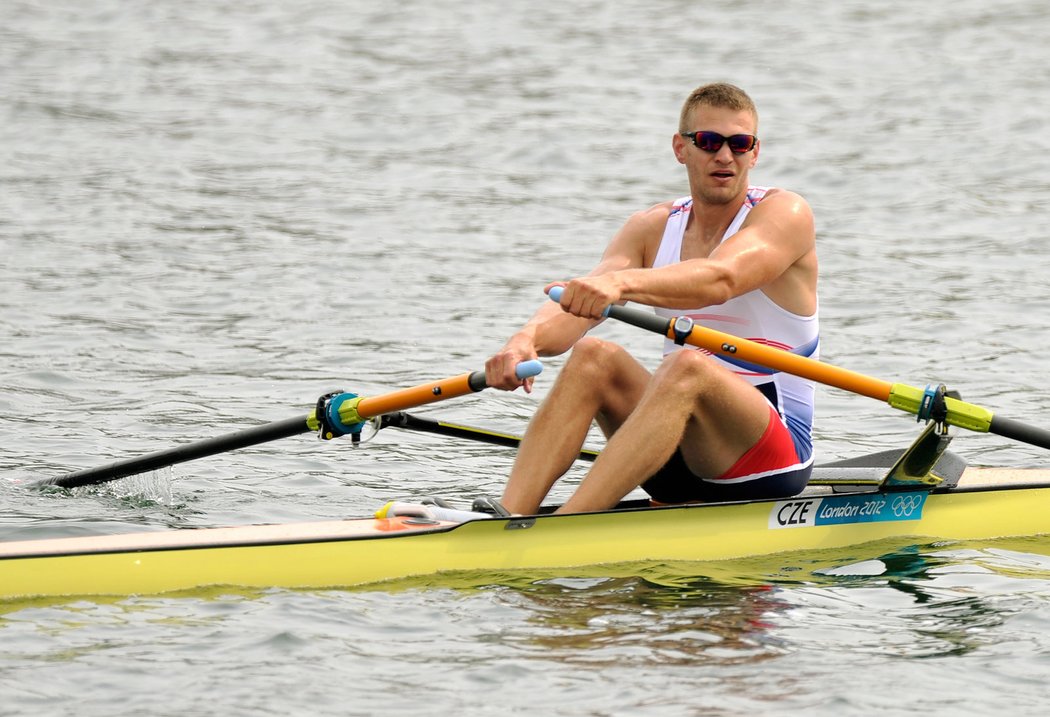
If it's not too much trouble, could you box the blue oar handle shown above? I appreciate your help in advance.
[515,359,544,380]
[547,286,612,318]
[468,359,543,392]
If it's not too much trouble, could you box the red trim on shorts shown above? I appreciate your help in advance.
[715,405,801,481]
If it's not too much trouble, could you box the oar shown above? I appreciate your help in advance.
[36,361,543,490]
[547,287,1050,451]
[379,411,601,461]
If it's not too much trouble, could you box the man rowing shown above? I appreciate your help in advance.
[485,82,819,515]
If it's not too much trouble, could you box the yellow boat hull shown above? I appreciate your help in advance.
[4,468,1050,601]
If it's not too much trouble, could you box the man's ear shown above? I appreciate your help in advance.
[672,133,687,164]
[749,139,760,168]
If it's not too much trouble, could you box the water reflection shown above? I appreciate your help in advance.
[778,540,1050,659]
[379,537,1050,667]
[500,574,787,667]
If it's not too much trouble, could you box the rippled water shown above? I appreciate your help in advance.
[3,1,1050,714]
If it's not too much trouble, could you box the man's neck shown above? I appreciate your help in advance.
[683,194,745,254]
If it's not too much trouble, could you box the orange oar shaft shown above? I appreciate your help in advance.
[666,321,893,401]
[355,373,477,418]
[335,360,542,427]
[545,289,1050,452]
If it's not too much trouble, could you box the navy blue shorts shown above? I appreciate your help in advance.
[641,449,812,503]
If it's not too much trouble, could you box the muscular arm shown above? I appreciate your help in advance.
[487,191,815,389]
[556,191,817,318]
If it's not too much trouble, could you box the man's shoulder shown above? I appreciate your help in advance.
[754,187,809,207]
[624,200,679,232]
[607,200,680,268]
[748,188,814,224]
[640,198,682,215]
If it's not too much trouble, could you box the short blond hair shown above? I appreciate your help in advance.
[678,83,758,133]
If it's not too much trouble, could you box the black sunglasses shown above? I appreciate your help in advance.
[680,131,758,154]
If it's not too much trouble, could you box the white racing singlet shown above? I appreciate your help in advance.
[652,189,819,465]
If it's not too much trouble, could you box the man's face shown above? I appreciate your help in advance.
[674,105,759,205]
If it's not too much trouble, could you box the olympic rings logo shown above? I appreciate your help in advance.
[892,494,924,518]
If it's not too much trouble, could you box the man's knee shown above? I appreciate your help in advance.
[563,337,628,377]
[656,348,721,393]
